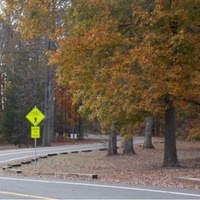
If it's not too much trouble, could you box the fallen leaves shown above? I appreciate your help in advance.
[2,139,200,190]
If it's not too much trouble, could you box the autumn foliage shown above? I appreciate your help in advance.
[54,82,79,136]
[49,0,200,131]
[3,0,200,165]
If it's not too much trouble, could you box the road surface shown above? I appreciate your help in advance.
[0,136,200,199]
[0,136,142,163]
[0,176,200,199]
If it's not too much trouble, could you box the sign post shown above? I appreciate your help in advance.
[31,126,40,162]
[26,106,45,162]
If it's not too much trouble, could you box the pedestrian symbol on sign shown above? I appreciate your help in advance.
[26,106,45,163]
[34,117,37,124]
[26,106,45,126]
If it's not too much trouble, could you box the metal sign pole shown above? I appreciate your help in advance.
[34,138,37,162]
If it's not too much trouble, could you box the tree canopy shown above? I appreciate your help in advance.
[48,0,200,166]
[2,0,200,165]
[49,0,199,132]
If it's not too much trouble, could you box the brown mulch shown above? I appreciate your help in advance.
[1,138,200,190]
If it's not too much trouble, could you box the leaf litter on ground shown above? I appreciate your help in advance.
[1,137,200,190]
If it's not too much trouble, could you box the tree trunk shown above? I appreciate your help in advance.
[42,38,56,146]
[78,115,84,140]
[143,116,154,149]
[107,124,117,156]
[163,94,180,167]
[123,135,135,155]
[42,65,55,146]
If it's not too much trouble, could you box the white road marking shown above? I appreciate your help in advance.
[0,176,199,198]
[0,190,56,200]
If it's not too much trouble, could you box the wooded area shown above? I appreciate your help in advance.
[0,0,199,167]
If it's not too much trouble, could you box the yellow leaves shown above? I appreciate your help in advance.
[191,72,200,86]
[186,107,200,140]
[61,0,200,133]
[23,0,200,131]
[137,1,200,107]
[5,0,61,40]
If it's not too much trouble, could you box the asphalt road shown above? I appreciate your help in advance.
[0,136,199,199]
[0,176,200,199]
[0,136,142,163]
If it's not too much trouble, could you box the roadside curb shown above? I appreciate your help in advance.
[2,148,106,178]
[174,177,200,184]
[35,172,98,179]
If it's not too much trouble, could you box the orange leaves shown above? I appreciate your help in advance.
[55,87,79,130]
[138,0,200,106]
[5,0,64,40]
[40,0,200,132]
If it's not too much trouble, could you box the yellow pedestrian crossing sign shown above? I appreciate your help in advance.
[31,126,40,138]
[26,106,45,126]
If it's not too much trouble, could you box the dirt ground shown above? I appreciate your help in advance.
[1,137,200,190]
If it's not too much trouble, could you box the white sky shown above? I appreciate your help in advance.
[0,1,5,14]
